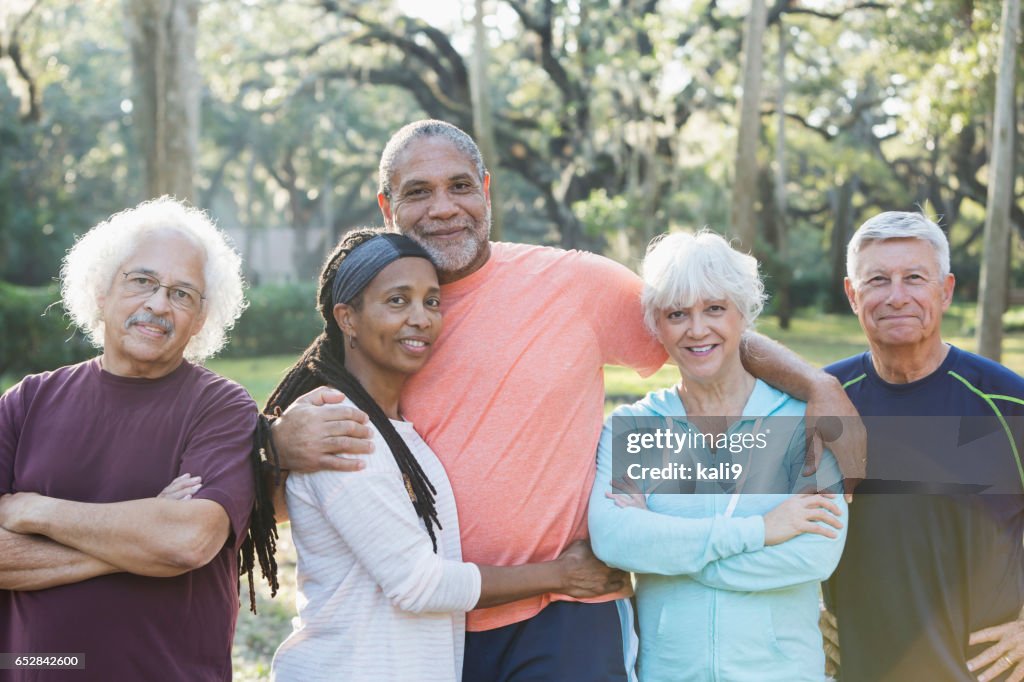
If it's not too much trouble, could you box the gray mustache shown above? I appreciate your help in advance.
[125,311,173,334]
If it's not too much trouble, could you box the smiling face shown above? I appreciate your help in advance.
[334,257,442,384]
[655,297,747,386]
[377,136,491,283]
[844,237,954,354]
[99,229,208,379]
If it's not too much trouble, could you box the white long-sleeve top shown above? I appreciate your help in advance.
[272,400,482,682]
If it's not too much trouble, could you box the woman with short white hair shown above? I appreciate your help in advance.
[589,229,848,682]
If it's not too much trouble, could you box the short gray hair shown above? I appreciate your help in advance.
[641,229,766,334]
[60,196,247,362]
[847,211,950,283]
[378,119,486,199]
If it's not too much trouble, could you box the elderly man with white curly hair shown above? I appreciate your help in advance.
[0,197,261,682]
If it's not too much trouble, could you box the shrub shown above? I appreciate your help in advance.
[222,282,322,358]
[0,282,95,377]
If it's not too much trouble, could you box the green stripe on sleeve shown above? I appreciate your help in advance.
[841,374,867,390]
[948,371,1024,491]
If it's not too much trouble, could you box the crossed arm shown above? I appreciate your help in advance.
[0,489,229,591]
[0,526,118,591]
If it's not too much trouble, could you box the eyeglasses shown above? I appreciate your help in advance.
[121,271,205,312]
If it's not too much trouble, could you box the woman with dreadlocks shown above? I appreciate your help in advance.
[268,229,626,682]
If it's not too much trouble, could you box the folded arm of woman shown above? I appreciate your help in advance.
[588,415,766,576]
[692,430,848,591]
[693,494,847,591]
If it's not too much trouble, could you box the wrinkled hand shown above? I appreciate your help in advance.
[762,493,843,546]
[0,492,45,534]
[271,387,374,473]
[804,378,866,502]
[820,604,841,678]
[968,618,1024,682]
[157,474,202,501]
[556,540,629,598]
[605,477,647,510]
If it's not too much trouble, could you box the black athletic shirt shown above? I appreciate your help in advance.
[825,344,1024,682]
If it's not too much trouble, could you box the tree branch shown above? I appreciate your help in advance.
[782,2,887,20]
[247,31,350,63]
[317,66,468,123]
[3,0,44,123]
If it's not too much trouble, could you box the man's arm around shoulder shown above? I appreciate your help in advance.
[741,332,866,496]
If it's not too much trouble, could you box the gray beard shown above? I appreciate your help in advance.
[418,208,491,275]
[420,235,484,274]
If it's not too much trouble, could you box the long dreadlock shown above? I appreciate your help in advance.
[262,228,443,553]
[239,414,280,613]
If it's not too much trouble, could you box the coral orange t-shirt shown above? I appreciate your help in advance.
[401,242,666,631]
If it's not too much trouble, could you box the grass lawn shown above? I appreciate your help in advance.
[206,355,298,408]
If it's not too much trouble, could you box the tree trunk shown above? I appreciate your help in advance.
[773,20,792,329]
[243,154,258,285]
[976,0,1020,361]
[471,0,503,240]
[828,175,860,313]
[318,177,333,261]
[124,0,200,202]
[730,0,768,252]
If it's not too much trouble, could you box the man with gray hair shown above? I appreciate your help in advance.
[0,197,263,681]
[822,211,1024,682]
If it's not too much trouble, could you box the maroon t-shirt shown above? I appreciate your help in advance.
[0,358,257,682]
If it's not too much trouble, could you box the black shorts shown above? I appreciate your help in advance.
[463,600,633,682]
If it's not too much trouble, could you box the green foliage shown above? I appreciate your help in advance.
[759,223,832,310]
[2,0,1022,350]
[0,282,94,377]
[0,1,138,286]
[222,283,322,359]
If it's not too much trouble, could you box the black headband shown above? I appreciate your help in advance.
[331,233,435,305]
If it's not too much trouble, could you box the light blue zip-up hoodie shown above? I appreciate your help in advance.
[589,380,847,682]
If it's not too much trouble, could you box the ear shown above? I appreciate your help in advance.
[940,273,955,311]
[333,302,355,338]
[843,277,858,314]
[378,192,394,228]
[483,171,491,207]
